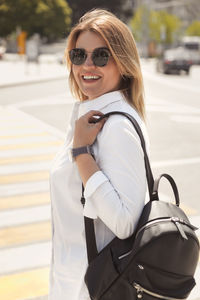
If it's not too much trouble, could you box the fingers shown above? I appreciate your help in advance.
[95,117,107,130]
[86,110,104,117]
[87,110,105,124]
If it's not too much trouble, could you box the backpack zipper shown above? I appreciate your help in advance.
[118,250,132,260]
[133,282,186,300]
[135,217,197,240]
[118,217,197,260]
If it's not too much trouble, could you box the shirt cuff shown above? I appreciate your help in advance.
[83,171,109,219]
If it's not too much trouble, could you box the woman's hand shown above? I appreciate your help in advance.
[73,110,107,148]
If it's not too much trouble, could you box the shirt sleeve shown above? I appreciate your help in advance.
[83,115,147,239]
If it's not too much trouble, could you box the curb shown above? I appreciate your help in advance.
[25,296,48,300]
[0,75,66,89]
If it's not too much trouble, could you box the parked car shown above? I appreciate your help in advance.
[0,46,6,59]
[55,51,65,64]
[156,47,192,75]
[0,39,6,59]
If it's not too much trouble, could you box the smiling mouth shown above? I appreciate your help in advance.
[82,75,101,81]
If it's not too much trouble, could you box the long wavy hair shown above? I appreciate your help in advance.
[65,9,145,120]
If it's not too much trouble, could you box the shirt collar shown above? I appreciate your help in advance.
[77,90,124,117]
[66,90,124,146]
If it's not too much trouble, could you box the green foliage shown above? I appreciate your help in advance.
[130,6,146,41]
[130,6,181,45]
[150,10,181,44]
[0,0,72,40]
[66,0,134,25]
[186,21,200,36]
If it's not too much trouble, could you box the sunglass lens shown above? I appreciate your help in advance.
[93,48,110,67]
[69,49,86,65]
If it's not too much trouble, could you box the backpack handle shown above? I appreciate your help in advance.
[153,173,180,206]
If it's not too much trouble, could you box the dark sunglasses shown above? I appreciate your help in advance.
[69,47,112,67]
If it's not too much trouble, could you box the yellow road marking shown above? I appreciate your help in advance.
[0,221,51,248]
[180,204,197,216]
[0,192,50,211]
[0,171,49,184]
[0,140,63,150]
[0,153,55,165]
[0,132,50,139]
[0,124,39,129]
[0,267,49,300]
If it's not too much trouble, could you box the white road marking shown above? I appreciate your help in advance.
[0,242,51,275]
[0,146,60,158]
[12,93,75,108]
[142,68,200,94]
[0,205,50,228]
[0,135,59,145]
[189,215,200,230]
[0,127,50,135]
[0,180,49,197]
[0,160,52,174]
[171,115,200,123]
[6,106,66,139]
[147,104,200,114]
[152,157,200,168]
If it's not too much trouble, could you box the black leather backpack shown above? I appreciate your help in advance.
[81,111,199,300]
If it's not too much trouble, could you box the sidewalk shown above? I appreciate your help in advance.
[0,55,200,300]
[0,54,67,88]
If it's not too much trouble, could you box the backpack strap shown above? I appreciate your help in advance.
[81,111,156,263]
[153,173,180,206]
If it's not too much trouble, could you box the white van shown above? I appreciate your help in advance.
[181,36,200,64]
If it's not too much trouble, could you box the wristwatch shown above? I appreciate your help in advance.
[68,145,94,162]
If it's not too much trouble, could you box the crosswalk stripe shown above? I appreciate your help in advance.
[0,242,51,275]
[0,161,52,174]
[0,127,54,135]
[0,131,49,139]
[0,135,59,146]
[0,146,61,158]
[0,105,198,300]
[0,140,63,150]
[0,171,49,184]
[0,154,55,165]
[0,124,42,129]
[0,180,49,197]
[0,106,58,299]
[180,203,198,216]
[0,204,50,228]
[0,267,49,300]
[0,192,50,211]
[0,221,51,249]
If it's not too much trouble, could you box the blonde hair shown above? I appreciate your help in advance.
[65,9,145,120]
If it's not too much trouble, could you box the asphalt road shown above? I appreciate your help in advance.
[1,60,200,212]
[0,59,200,300]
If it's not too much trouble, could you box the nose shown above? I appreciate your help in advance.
[84,53,94,66]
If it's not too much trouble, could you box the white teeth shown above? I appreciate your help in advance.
[83,75,100,80]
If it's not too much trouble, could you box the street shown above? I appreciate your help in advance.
[0,59,200,299]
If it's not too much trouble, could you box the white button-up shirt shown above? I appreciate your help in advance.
[49,90,148,300]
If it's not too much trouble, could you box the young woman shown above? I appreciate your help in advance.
[49,9,149,300]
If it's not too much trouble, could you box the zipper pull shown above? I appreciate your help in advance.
[182,219,199,231]
[171,217,188,240]
[133,283,143,299]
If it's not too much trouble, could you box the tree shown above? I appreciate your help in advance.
[0,0,71,40]
[186,21,200,37]
[66,0,135,25]
[150,10,181,45]
[130,6,181,45]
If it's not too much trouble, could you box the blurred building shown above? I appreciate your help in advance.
[135,0,200,27]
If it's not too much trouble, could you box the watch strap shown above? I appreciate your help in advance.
[72,145,93,159]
